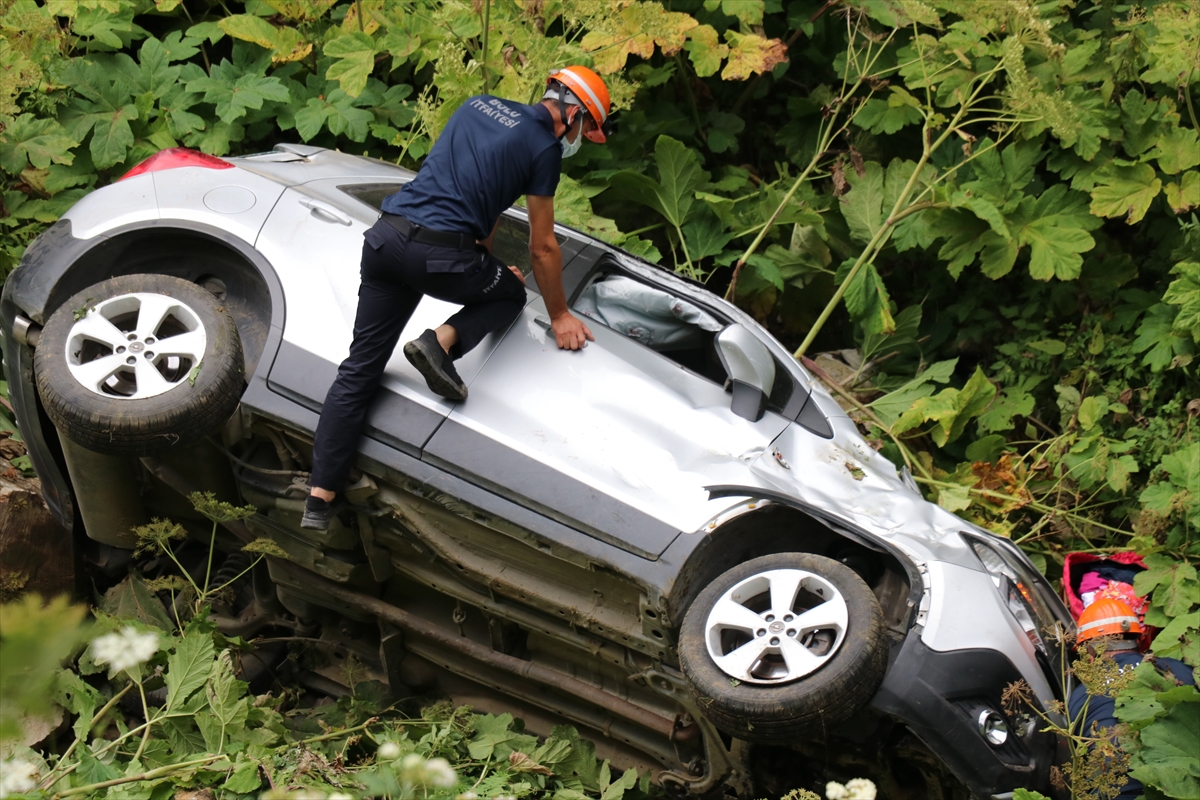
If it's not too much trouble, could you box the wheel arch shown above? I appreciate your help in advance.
[2,217,285,533]
[13,218,284,380]
[668,492,922,639]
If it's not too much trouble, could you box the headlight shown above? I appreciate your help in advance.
[960,531,1071,657]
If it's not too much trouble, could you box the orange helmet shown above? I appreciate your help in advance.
[1077,598,1143,643]
[545,66,613,143]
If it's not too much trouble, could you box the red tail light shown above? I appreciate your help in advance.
[119,148,233,181]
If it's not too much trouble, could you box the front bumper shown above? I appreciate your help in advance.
[870,632,1057,798]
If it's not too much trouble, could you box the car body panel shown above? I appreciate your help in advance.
[427,295,792,557]
[3,145,1075,800]
[256,178,523,454]
[61,175,157,240]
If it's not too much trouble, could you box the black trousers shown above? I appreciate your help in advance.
[310,217,527,492]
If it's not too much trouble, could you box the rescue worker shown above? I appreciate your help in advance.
[1068,598,1195,799]
[302,67,613,531]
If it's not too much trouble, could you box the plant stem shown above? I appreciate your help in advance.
[42,683,136,788]
[52,756,222,799]
[134,682,152,761]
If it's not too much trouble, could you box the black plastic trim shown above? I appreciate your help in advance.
[266,340,445,457]
[870,632,1057,798]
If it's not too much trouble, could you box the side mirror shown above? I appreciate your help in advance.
[715,325,775,422]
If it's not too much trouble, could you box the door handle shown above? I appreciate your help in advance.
[299,197,352,225]
[534,315,552,333]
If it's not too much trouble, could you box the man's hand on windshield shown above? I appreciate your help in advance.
[552,312,594,350]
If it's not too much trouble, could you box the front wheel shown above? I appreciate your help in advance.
[34,273,245,456]
[678,552,888,741]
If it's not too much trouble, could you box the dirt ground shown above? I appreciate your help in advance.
[0,415,75,601]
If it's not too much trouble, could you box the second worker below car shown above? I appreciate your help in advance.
[302,66,614,531]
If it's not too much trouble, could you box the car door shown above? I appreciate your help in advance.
[256,178,520,455]
[422,286,793,559]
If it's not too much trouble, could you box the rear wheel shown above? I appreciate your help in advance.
[35,273,244,456]
[678,552,888,741]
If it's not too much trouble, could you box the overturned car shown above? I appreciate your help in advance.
[2,145,1072,798]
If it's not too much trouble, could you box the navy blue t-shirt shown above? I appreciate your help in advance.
[382,96,561,239]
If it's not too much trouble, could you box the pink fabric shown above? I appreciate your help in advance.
[1062,551,1148,620]
[1078,572,1110,594]
[1094,581,1148,616]
[1063,551,1156,651]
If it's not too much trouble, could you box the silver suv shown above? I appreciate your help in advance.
[1,145,1072,799]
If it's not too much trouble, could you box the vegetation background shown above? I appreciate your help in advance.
[0,0,1197,797]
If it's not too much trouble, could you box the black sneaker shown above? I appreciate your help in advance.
[301,495,345,531]
[403,329,468,401]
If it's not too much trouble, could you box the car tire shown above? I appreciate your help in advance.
[678,552,888,741]
[34,273,244,456]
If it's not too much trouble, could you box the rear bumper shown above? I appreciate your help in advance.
[870,632,1058,798]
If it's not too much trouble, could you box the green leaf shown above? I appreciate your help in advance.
[705,111,744,154]
[186,21,225,44]
[837,258,895,335]
[219,14,282,51]
[869,358,958,426]
[1128,702,1200,798]
[703,0,764,26]
[1151,126,1200,175]
[855,91,923,135]
[1008,184,1100,280]
[224,758,263,793]
[600,766,639,800]
[99,571,173,631]
[840,160,885,244]
[1165,171,1200,214]
[324,32,377,98]
[467,713,539,760]
[186,49,289,124]
[684,25,726,78]
[1077,395,1109,430]
[0,115,77,175]
[165,631,216,712]
[936,482,972,513]
[1027,339,1066,355]
[1150,614,1199,659]
[1164,262,1200,342]
[1115,662,1179,730]
[1090,161,1163,224]
[946,367,997,443]
[683,213,734,261]
[1133,303,1195,372]
[608,136,709,229]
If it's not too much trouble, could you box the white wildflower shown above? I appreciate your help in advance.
[91,627,159,673]
[424,757,457,788]
[378,741,402,760]
[846,779,877,800]
[457,792,479,800]
[493,795,517,800]
[825,782,848,800]
[401,753,424,771]
[0,757,39,798]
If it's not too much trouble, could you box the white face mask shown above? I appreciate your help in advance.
[560,114,583,159]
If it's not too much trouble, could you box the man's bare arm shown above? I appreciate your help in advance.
[527,195,593,350]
